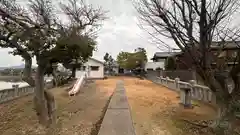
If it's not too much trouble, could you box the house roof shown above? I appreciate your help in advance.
[69,57,104,65]
[211,41,240,49]
[152,52,182,59]
[89,58,104,64]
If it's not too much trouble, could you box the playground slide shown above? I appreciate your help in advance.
[68,72,87,96]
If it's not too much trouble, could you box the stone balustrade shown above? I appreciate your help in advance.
[0,81,53,104]
[155,76,216,104]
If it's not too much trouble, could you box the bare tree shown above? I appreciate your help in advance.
[0,0,105,128]
[135,0,240,133]
[60,0,106,38]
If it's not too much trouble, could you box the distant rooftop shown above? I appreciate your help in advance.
[70,57,104,64]
[211,41,240,49]
[152,52,182,59]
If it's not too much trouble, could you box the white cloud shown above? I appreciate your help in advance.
[0,0,164,66]
[0,49,24,67]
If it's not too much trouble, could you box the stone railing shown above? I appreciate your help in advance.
[155,76,216,104]
[0,81,53,104]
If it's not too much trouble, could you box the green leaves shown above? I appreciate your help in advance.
[117,48,147,70]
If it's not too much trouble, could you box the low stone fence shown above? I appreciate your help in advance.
[0,81,53,104]
[154,76,216,104]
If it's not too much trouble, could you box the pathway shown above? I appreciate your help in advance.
[98,80,136,135]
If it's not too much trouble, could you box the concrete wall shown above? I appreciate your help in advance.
[145,61,164,71]
[160,70,197,82]
[0,81,53,104]
[146,70,205,84]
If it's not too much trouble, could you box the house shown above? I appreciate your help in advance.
[176,41,240,70]
[144,62,164,71]
[151,52,181,62]
[75,58,104,79]
[210,41,239,69]
[170,41,240,70]
[146,52,181,70]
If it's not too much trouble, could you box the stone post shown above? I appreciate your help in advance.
[189,80,196,99]
[211,92,217,104]
[179,87,185,104]
[12,84,19,97]
[166,77,169,85]
[159,76,163,84]
[180,87,193,109]
[203,89,208,102]
[175,78,180,89]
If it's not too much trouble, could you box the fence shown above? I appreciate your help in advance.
[160,70,197,82]
[0,81,54,104]
[147,70,196,82]
[154,76,216,104]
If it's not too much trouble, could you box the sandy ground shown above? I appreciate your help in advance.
[123,77,217,135]
[0,79,118,135]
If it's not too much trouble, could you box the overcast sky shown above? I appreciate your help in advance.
[0,0,173,67]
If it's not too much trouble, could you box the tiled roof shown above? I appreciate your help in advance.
[153,52,182,58]
[89,58,104,64]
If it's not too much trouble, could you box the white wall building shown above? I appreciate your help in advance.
[75,58,104,79]
[145,62,165,71]
[146,52,181,71]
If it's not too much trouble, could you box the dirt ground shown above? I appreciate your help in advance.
[123,77,217,135]
[0,79,118,135]
[0,77,218,135]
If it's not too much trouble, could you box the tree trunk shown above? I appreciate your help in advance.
[34,65,56,127]
[52,69,59,87]
[71,67,76,78]
[207,73,237,134]
[22,55,35,86]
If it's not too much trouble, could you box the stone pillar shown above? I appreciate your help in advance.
[166,77,169,85]
[189,80,196,99]
[12,84,19,97]
[179,87,185,104]
[175,78,180,89]
[203,90,208,102]
[211,92,217,104]
[180,87,193,109]
[159,76,163,84]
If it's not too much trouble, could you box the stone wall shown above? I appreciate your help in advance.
[160,70,197,82]
[0,81,53,104]
[147,70,204,84]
